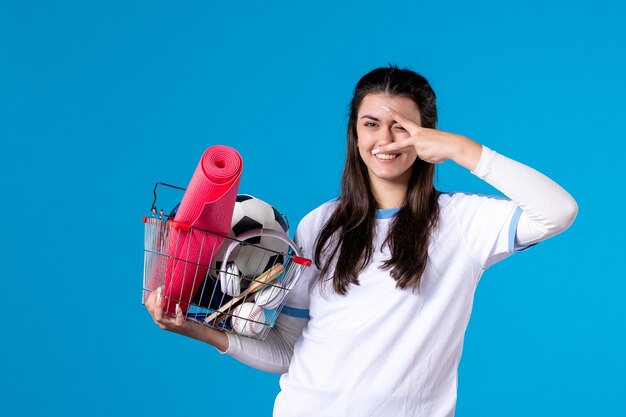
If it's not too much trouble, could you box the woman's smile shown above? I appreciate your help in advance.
[374,152,400,161]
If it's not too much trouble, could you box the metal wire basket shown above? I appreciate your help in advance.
[142,183,311,341]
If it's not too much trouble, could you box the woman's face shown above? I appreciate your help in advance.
[355,93,421,187]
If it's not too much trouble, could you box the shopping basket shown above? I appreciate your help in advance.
[142,182,311,341]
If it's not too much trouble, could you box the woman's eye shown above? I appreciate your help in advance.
[364,122,377,127]
[394,126,407,131]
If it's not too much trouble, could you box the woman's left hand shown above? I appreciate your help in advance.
[372,106,483,170]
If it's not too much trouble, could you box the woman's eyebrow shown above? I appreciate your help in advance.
[360,115,400,124]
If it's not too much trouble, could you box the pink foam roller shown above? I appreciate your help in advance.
[163,145,243,314]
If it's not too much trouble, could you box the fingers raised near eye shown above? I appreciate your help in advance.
[382,106,420,135]
[371,137,415,155]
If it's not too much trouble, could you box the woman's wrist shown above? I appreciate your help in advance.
[200,326,229,351]
[450,135,483,171]
[185,322,230,352]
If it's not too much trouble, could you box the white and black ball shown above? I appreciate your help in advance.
[213,194,290,283]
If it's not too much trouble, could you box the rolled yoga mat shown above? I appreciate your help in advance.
[163,145,243,314]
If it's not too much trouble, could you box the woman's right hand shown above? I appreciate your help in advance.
[145,286,189,334]
[144,286,229,352]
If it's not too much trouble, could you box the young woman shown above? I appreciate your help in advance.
[145,65,578,416]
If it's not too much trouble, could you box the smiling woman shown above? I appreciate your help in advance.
[356,94,420,195]
[145,64,579,417]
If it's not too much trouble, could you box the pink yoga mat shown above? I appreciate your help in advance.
[163,145,242,314]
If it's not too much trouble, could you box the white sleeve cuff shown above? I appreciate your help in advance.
[213,331,238,355]
[470,144,496,179]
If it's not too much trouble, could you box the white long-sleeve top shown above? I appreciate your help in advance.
[215,145,578,416]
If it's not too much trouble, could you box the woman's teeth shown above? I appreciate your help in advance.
[375,153,399,160]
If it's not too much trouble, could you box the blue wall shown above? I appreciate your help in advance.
[1,1,624,416]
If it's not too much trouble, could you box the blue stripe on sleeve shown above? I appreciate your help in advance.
[509,206,539,253]
[281,305,310,319]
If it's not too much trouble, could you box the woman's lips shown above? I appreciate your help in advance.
[374,152,400,161]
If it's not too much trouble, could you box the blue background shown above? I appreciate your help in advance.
[1,1,624,416]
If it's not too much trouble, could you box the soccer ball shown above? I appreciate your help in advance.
[222,194,290,272]
[213,194,290,294]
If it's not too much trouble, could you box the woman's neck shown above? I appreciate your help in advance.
[370,177,408,209]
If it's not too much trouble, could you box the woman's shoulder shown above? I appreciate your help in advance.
[299,197,340,229]
[437,191,515,224]
[291,198,339,249]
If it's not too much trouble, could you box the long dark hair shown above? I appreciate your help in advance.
[313,64,442,295]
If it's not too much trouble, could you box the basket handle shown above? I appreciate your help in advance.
[150,182,186,218]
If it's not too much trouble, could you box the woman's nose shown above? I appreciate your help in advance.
[377,126,395,145]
